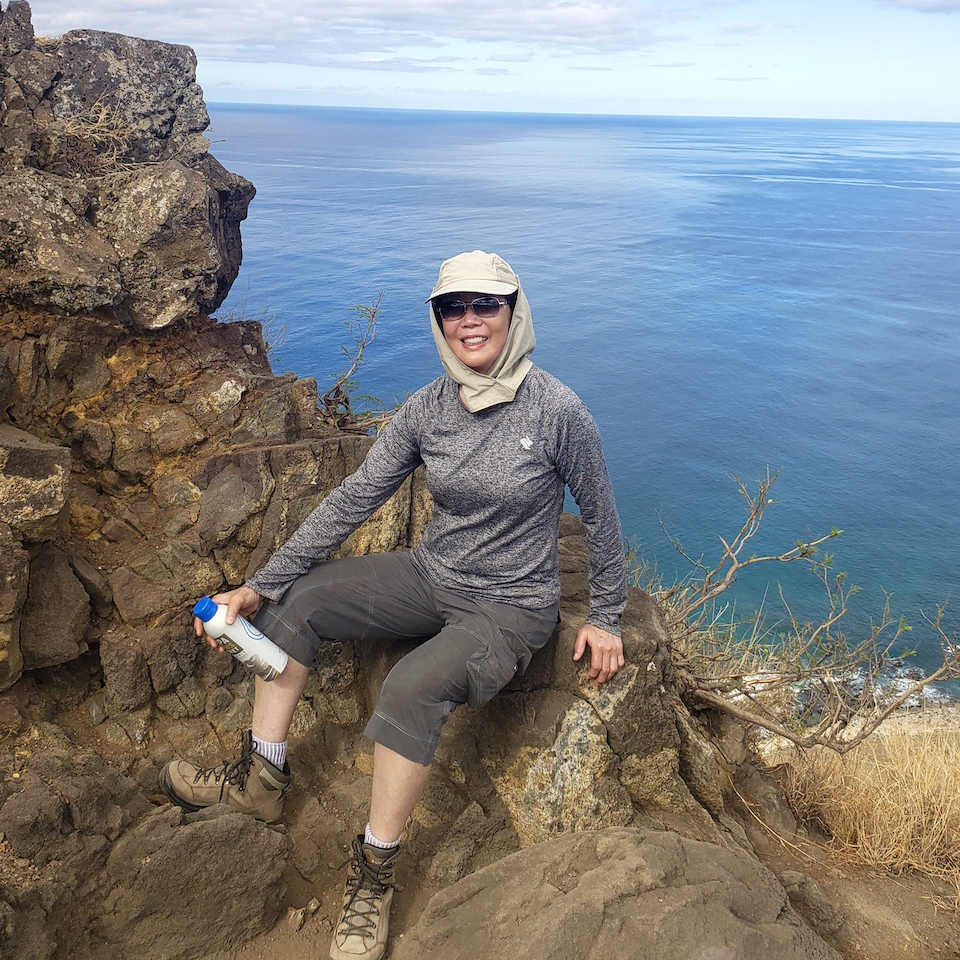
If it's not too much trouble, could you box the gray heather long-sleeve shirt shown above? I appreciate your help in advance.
[246,366,627,633]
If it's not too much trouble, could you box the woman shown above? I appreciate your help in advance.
[161,250,627,960]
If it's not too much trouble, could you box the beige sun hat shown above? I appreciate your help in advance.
[427,250,520,301]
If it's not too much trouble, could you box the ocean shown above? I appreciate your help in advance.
[208,104,960,680]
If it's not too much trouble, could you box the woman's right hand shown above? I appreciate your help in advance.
[194,586,264,649]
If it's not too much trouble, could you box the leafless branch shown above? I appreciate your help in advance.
[652,472,960,754]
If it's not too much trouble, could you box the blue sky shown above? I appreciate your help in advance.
[24,0,960,120]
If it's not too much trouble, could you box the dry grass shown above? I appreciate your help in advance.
[51,97,134,175]
[782,715,960,903]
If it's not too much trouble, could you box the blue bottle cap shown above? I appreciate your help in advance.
[193,597,219,622]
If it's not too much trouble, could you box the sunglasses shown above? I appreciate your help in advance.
[435,296,508,322]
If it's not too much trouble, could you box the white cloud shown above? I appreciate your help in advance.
[488,53,537,64]
[878,0,960,10]
[349,56,461,73]
[720,20,766,35]
[20,0,960,120]
[28,0,674,60]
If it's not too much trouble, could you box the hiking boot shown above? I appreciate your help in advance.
[329,836,400,960]
[160,730,290,823]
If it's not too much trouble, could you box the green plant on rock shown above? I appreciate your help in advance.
[319,292,396,435]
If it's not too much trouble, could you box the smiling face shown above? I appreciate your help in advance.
[436,291,512,376]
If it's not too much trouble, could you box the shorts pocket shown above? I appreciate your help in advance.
[465,629,532,709]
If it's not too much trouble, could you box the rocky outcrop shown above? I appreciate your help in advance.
[0,303,425,702]
[0,1,424,703]
[392,828,840,960]
[0,727,287,960]
[0,424,72,687]
[0,519,836,960]
[0,0,250,328]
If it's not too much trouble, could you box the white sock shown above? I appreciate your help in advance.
[364,823,401,849]
[252,734,287,769]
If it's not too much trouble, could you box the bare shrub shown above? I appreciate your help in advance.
[319,292,396,434]
[642,469,960,753]
[218,294,397,435]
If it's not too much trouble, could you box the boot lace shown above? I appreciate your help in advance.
[337,838,396,943]
[191,732,254,795]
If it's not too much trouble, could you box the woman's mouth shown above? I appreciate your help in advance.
[461,336,488,345]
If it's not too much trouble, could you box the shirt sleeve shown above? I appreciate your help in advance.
[245,397,424,601]
[554,397,628,634]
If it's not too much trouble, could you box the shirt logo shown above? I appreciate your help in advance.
[520,436,533,450]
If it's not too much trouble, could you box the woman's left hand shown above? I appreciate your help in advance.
[573,623,625,684]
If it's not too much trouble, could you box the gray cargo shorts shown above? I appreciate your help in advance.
[252,551,559,765]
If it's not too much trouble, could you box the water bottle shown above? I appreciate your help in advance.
[193,597,289,681]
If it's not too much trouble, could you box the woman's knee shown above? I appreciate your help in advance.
[377,655,463,726]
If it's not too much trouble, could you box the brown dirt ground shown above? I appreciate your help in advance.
[202,761,960,960]
[203,833,960,960]
[749,814,960,960]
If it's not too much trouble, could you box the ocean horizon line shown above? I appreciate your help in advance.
[206,100,960,129]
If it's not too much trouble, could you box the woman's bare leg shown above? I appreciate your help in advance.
[368,741,432,843]
[251,658,310,743]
